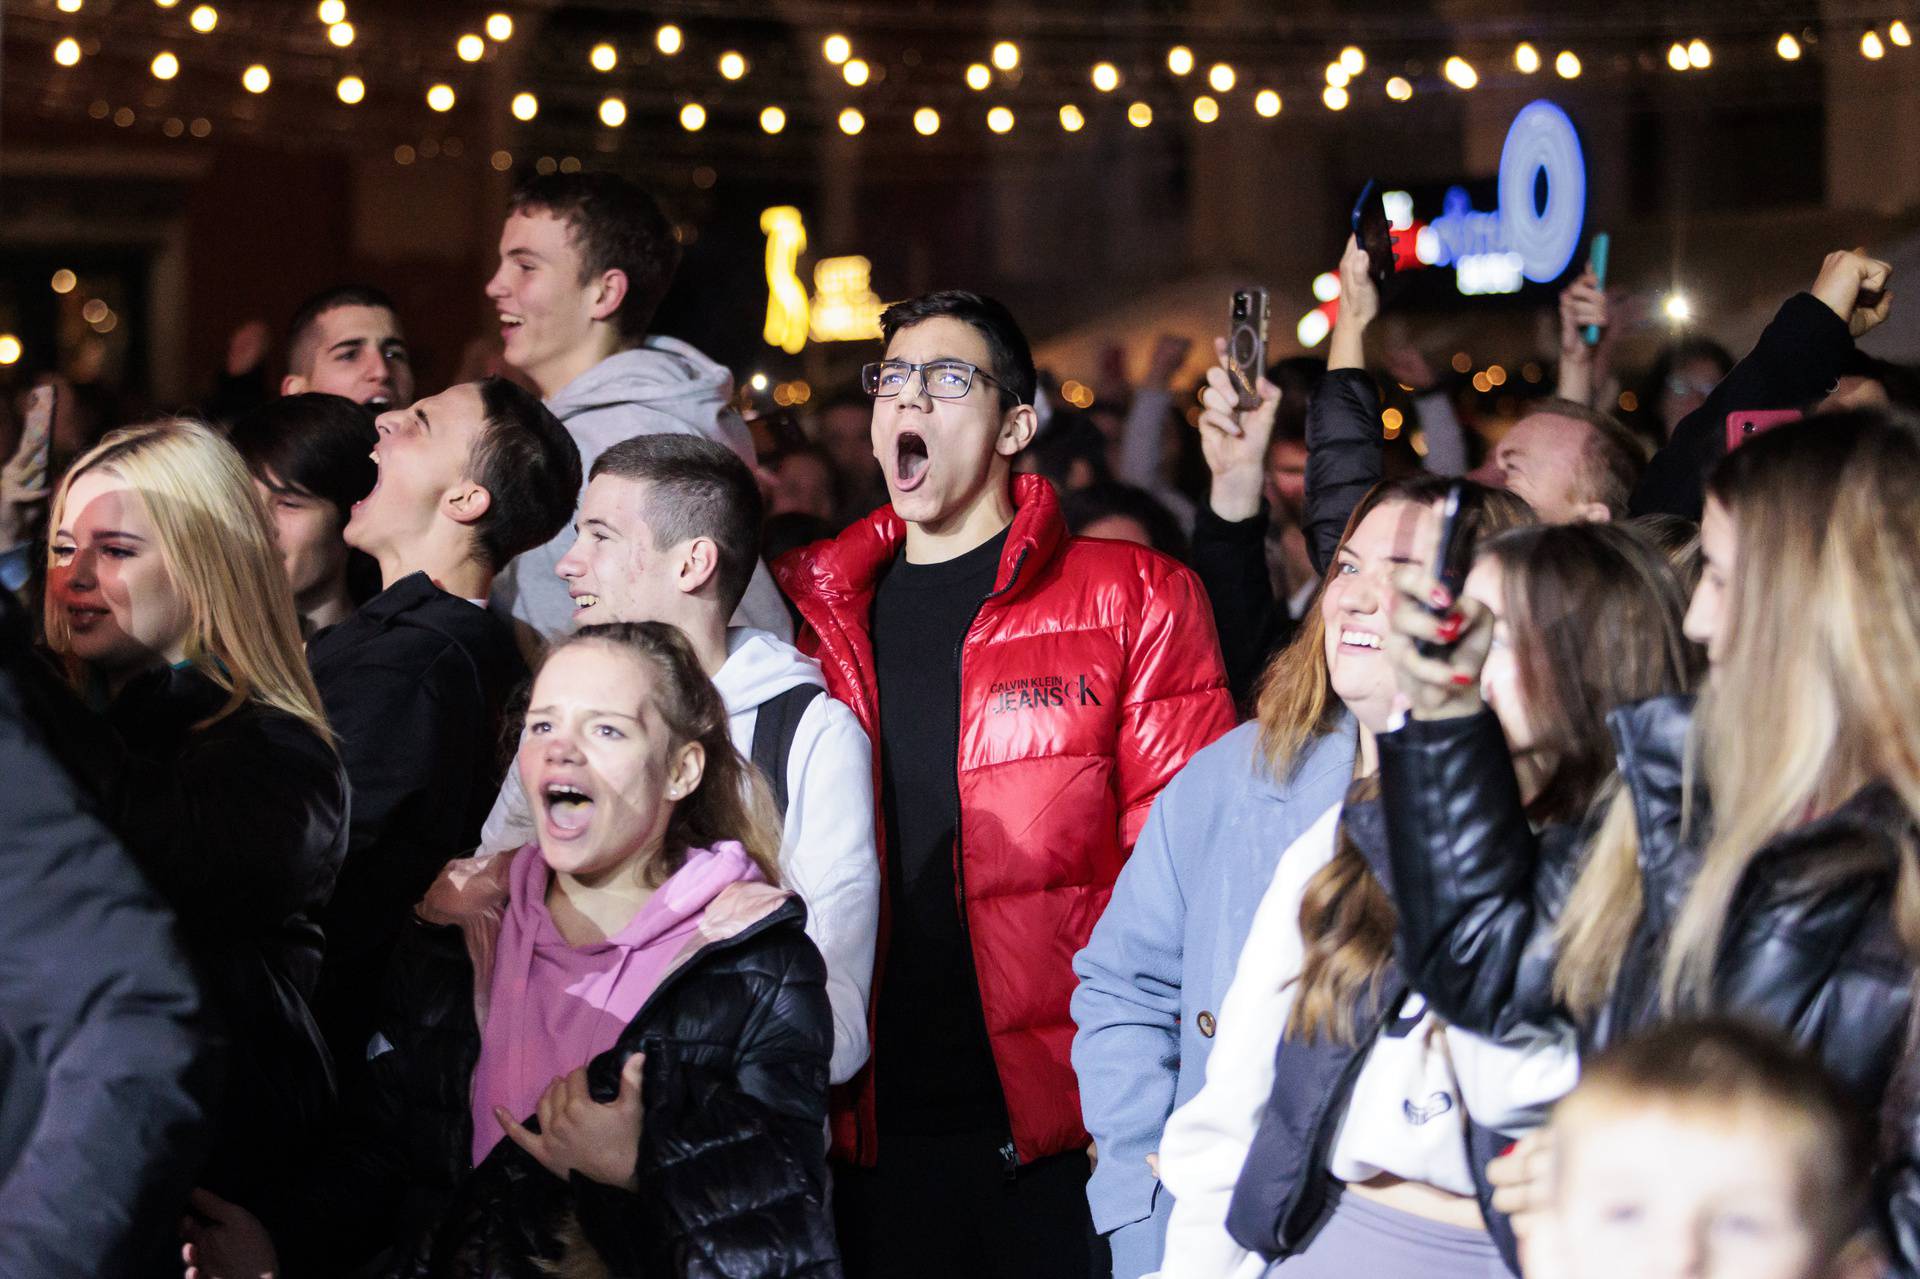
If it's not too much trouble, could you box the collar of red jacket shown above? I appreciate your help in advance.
[776,472,1066,610]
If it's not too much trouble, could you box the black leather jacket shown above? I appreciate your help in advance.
[1380,696,1920,1274]
[284,895,841,1279]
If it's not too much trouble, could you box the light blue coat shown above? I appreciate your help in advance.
[1070,718,1356,1279]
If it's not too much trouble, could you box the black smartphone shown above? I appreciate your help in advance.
[1416,482,1475,658]
[1351,179,1395,288]
[1227,288,1269,411]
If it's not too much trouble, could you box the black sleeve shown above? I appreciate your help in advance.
[1305,370,1385,577]
[0,652,216,1277]
[1188,501,1294,708]
[1631,293,1855,519]
[1378,710,1565,1037]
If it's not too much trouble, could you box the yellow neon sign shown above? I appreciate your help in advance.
[760,205,809,355]
[810,255,884,342]
[761,206,885,351]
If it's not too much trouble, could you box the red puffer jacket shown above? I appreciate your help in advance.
[775,475,1235,1165]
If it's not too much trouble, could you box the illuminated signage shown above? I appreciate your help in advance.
[1420,100,1586,296]
[760,206,886,352]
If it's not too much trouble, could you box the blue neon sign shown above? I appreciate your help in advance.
[1421,100,1587,295]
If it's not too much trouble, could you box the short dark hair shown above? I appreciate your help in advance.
[590,434,764,615]
[1523,397,1647,519]
[1061,481,1188,559]
[508,172,680,342]
[228,392,378,518]
[880,290,1036,409]
[287,284,400,376]
[468,377,583,571]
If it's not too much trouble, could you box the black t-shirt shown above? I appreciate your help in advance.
[870,526,1011,1134]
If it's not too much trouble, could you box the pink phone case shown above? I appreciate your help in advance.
[1726,409,1802,453]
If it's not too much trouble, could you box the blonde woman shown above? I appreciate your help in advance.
[1382,411,1920,1272]
[41,419,348,1210]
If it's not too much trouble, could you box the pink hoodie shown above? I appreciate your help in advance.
[454,840,768,1166]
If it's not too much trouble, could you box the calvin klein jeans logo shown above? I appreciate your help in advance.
[987,673,1102,713]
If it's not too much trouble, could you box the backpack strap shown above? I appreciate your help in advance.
[750,684,826,819]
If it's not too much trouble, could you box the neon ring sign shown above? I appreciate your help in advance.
[1422,99,1586,295]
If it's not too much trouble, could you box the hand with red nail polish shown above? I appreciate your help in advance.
[1385,565,1494,721]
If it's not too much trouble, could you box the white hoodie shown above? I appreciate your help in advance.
[479,627,879,1086]
[489,338,792,642]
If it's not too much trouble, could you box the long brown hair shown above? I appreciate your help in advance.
[538,622,783,887]
[1285,480,1534,1045]
[1663,413,1920,1008]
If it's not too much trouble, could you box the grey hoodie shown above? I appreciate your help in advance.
[489,337,791,640]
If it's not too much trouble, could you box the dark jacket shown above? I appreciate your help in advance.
[1187,369,1386,707]
[1631,292,1855,519]
[283,892,840,1279]
[0,601,216,1279]
[1224,802,1522,1276]
[1380,697,1920,1274]
[307,572,529,1069]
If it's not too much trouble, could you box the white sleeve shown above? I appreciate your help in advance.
[1447,1019,1581,1135]
[477,769,536,856]
[778,695,880,1085]
[1155,804,1339,1279]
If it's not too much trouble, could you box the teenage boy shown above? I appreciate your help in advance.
[775,291,1236,1278]
[483,172,789,640]
[280,285,415,409]
[306,377,581,1069]
[476,433,879,1086]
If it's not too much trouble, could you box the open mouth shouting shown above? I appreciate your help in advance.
[539,776,596,841]
[893,429,930,493]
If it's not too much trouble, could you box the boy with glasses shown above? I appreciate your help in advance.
[776,290,1235,1278]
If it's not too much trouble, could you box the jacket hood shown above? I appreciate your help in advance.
[546,338,734,423]
[714,627,827,713]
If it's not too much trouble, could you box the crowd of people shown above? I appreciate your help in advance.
[0,164,1916,1279]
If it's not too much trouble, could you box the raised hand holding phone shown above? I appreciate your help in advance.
[1196,335,1280,522]
[1382,487,1494,721]
[1328,236,1381,373]
[0,383,55,549]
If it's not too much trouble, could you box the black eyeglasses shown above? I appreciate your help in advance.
[861,359,1021,404]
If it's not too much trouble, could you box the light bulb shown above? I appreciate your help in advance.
[760,105,786,134]
[511,92,538,121]
[598,96,626,127]
[589,43,616,72]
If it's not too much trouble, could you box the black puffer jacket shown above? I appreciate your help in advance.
[1380,696,1920,1273]
[283,892,840,1279]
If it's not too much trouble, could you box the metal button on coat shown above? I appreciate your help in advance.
[1197,1010,1217,1038]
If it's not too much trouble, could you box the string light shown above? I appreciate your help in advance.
[1341,46,1366,75]
[1208,63,1236,92]
[838,107,865,134]
[485,13,512,42]
[1864,30,1887,59]
[1893,21,1913,46]
[655,24,683,55]
[57,0,81,10]
[589,42,616,72]
[679,103,706,131]
[844,58,870,86]
[329,22,355,47]
[0,337,21,367]
[1059,103,1085,131]
[760,105,786,133]
[316,0,344,23]
[1556,50,1582,78]
[1515,42,1541,73]
[1443,56,1477,89]
[1687,39,1711,68]
[151,51,180,80]
[1255,89,1282,116]
[1323,84,1349,110]
[720,51,747,80]
[1091,62,1120,92]
[1385,75,1413,100]
[51,269,77,294]
[987,106,1015,133]
[1777,32,1802,59]
[1326,63,1350,88]
[965,62,991,90]
[598,96,626,127]
[243,63,271,92]
[457,34,485,62]
[1668,42,1690,70]
[54,38,82,66]
[336,74,365,104]
[823,34,850,64]
[1128,100,1153,127]
[913,106,940,135]
[1167,46,1194,76]
[426,84,455,112]
[511,91,538,120]
[156,0,180,7]
[188,4,217,32]
[1193,94,1219,122]
[992,41,1020,71]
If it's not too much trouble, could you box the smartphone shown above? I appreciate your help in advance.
[1351,180,1395,287]
[1227,288,1269,411]
[1726,408,1801,453]
[1417,483,1475,659]
[1582,233,1610,346]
